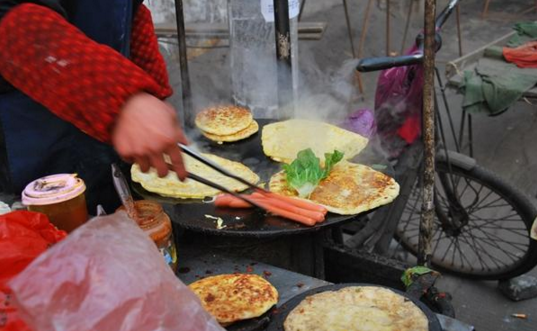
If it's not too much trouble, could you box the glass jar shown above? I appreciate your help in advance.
[22,174,88,233]
[119,200,178,272]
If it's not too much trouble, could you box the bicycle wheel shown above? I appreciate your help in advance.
[396,161,537,280]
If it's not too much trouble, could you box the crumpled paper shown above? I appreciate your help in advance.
[9,211,224,331]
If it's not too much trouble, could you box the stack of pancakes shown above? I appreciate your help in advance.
[196,105,259,143]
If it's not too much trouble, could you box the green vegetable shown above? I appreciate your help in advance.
[401,266,435,288]
[282,149,344,198]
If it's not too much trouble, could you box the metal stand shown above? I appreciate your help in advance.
[274,0,294,113]
[173,0,194,128]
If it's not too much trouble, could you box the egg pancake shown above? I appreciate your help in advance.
[202,120,259,143]
[284,286,428,331]
[131,153,259,199]
[269,161,399,215]
[196,105,253,135]
[189,274,278,325]
[262,119,369,164]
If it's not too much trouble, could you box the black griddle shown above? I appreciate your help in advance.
[132,119,363,238]
[266,283,442,331]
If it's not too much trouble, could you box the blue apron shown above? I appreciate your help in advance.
[0,0,139,212]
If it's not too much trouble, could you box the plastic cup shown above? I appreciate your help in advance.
[22,174,88,233]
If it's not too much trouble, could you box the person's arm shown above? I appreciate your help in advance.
[130,4,173,97]
[0,3,186,178]
[0,3,169,142]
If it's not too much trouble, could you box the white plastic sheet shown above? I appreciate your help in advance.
[10,211,224,331]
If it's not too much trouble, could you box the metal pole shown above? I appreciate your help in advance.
[298,0,307,21]
[274,0,294,113]
[386,0,391,56]
[174,0,194,128]
[418,0,436,267]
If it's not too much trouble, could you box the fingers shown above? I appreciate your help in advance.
[149,153,170,178]
[136,156,151,173]
[167,144,187,181]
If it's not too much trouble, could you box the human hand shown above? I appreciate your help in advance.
[112,93,188,179]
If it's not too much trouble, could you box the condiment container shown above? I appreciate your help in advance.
[22,174,88,233]
[118,200,178,272]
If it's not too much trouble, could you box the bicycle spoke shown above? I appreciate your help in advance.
[458,232,488,271]
[460,232,507,269]
[469,227,527,258]
[467,225,529,248]
[432,226,446,255]
[471,195,508,210]
[469,224,528,238]
[468,188,496,214]
[439,234,457,263]
[453,236,473,270]
[470,215,523,223]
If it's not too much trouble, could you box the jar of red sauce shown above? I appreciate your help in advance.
[22,174,88,233]
[119,200,177,272]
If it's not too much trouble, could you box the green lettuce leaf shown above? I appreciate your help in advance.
[283,148,344,198]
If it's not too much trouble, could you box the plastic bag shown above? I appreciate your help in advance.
[374,44,424,158]
[340,108,376,139]
[9,211,224,331]
[0,211,66,331]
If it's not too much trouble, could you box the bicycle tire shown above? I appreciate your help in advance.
[396,161,537,280]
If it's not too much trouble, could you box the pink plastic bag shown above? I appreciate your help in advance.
[374,44,424,158]
[9,212,224,331]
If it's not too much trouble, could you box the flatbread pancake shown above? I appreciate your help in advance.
[202,120,259,143]
[284,286,428,331]
[189,274,278,325]
[196,105,253,135]
[262,119,369,164]
[131,153,259,199]
[269,162,399,215]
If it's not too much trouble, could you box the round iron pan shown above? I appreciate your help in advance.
[132,119,362,238]
[266,283,442,331]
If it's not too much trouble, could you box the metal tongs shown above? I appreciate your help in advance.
[170,143,269,210]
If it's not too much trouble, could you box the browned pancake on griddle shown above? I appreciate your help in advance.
[269,162,399,215]
[189,274,278,325]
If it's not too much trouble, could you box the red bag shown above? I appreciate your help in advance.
[0,211,66,331]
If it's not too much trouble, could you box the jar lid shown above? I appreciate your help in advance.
[22,174,86,206]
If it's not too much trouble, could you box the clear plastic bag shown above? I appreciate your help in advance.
[9,211,224,331]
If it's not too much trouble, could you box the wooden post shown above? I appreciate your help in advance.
[417,0,436,267]
[456,3,463,56]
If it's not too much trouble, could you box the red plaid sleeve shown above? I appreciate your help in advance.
[130,4,173,98]
[0,3,169,143]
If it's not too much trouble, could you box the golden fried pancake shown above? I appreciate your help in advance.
[189,274,278,325]
[284,286,428,331]
[131,153,259,199]
[202,120,259,143]
[269,162,399,215]
[196,105,253,135]
[262,119,369,164]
